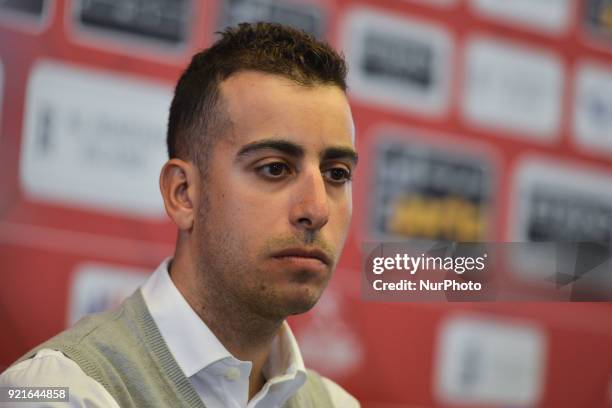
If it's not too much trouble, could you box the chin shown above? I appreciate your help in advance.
[249,279,328,319]
[284,298,318,316]
[281,285,324,316]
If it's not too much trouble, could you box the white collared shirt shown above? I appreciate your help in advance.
[0,258,358,408]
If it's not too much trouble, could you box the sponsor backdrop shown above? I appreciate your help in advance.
[1,0,612,406]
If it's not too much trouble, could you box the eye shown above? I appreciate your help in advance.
[256,162,292,179]
[323,167,352,184]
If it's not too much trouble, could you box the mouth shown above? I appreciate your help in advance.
[271,247,332,267]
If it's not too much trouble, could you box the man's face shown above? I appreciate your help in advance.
[193,71,356,320]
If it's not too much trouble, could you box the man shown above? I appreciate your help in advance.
[0,23,359,407]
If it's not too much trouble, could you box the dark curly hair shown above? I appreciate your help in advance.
[166,22,348,170]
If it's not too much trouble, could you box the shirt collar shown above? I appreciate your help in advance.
[140,258,307,380]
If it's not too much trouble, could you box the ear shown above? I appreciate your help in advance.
[159,158,199,231]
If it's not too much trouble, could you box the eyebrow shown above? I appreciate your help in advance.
[322,147,359,166]
[237,139,304,159]
[236,139,359,166]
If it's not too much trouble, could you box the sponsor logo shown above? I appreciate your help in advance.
[462,37,564,141]
[0,0,52,32]
[220,0,325,38]
[469,0,572,34]
[20,60,171,218]
[574,62,612,154]
[435,314,546,406]
[71,0,191,50]
[513,158,612,243]
[68,262,149,325]
[342,8,452,116]
[585,0,612,43]
[0,0,45,15]
[511,158,612,290]
[527,189,612,242]
[370,134,492,242]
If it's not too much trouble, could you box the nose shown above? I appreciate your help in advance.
[289,169,330,232]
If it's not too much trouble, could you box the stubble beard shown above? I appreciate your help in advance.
[194,194,329,326]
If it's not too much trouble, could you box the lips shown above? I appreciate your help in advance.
[271,247,332,267]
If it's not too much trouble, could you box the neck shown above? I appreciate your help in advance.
[169,245,283,400]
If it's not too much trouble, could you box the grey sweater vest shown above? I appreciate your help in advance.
[16,290,334,408]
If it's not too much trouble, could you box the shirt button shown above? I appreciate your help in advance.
[224,367,241,381]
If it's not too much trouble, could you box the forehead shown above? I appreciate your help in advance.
[217,71,355,153]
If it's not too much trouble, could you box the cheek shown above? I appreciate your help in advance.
[345,189,353,218]
[331,197,353,236]
[212,184,283,233]
[341,186,354,220]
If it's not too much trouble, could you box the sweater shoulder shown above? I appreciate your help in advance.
[13,293,135,367]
